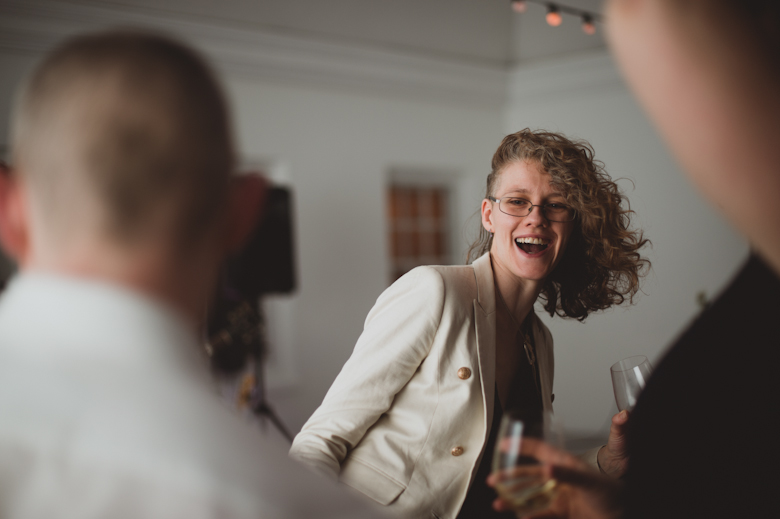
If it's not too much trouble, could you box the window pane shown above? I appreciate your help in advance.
[387,184,450,283]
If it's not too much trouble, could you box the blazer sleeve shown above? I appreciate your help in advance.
[289,266,446,478]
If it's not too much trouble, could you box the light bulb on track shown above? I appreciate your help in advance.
[546,5,562,27]
[511,0,528,13]
[582,14,596,34]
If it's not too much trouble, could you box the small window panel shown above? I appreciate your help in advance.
[388,185,450,282]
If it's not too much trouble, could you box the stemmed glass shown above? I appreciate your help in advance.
[492,411,563,516]
[610,355,652,411]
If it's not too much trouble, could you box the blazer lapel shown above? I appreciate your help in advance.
[471,253,497,440]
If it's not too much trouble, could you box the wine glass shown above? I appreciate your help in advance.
[492,411,563,516]
[610,355,652,411]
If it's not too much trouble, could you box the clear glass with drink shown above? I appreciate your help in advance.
[491,410,563,516]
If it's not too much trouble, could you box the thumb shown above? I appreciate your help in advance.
[614,409,629,425]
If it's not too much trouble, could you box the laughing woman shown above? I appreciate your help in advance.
[290,129,649,519]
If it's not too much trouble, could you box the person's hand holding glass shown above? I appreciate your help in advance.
[594,355,652,479]
[488,411,563,517]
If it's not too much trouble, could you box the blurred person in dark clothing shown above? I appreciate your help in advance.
[488,1,780,518]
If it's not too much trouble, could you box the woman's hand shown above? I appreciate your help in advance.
[488,438,624,519]
[597,411,630,478]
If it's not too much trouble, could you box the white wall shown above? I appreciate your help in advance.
[225,77,502,430]
[506,50,749,438]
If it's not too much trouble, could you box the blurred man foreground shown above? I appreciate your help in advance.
[0,31,378,519]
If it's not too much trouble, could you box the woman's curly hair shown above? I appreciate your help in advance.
[468,129,650,321]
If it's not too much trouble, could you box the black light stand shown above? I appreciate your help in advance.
[214,184,297,443]
[249,302,294,443]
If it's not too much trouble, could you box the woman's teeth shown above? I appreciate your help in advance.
[515,237,549,245]
[515,237,550,254]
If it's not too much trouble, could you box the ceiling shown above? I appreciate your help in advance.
[511,0,606,63]
[0,0,610,114]
[65,0,607,66]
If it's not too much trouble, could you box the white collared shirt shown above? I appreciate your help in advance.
[0,273,380,519]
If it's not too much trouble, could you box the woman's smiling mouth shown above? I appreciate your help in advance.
[515,237,551,254]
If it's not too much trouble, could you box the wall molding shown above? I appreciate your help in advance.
[0,0,508,110]
[509,49,626,103]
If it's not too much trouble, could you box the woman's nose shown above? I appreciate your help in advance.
[524,204,548,226]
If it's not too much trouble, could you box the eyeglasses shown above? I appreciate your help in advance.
[488,196,576,222]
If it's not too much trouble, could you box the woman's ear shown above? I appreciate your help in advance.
[0,168,30,265]
[223,173,268,255]
[481,198,494,234]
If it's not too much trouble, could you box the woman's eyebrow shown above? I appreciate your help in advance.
[502,188,531,196]
[502,189,566,199]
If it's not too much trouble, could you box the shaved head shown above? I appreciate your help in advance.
[11,31,234,250]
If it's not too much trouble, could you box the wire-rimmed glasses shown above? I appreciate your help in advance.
[487,196,576,222]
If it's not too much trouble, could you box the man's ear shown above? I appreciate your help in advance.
[224,173,268,255]
[0,166,30,265]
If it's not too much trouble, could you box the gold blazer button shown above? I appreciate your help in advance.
[457,367,471,380]
[451,446,464,456]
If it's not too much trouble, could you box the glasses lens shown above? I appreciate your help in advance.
[543,204,575,222]
[499,198,574,221]
[500,198,532,216]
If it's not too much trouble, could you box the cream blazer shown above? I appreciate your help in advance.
[290,253,555,519]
